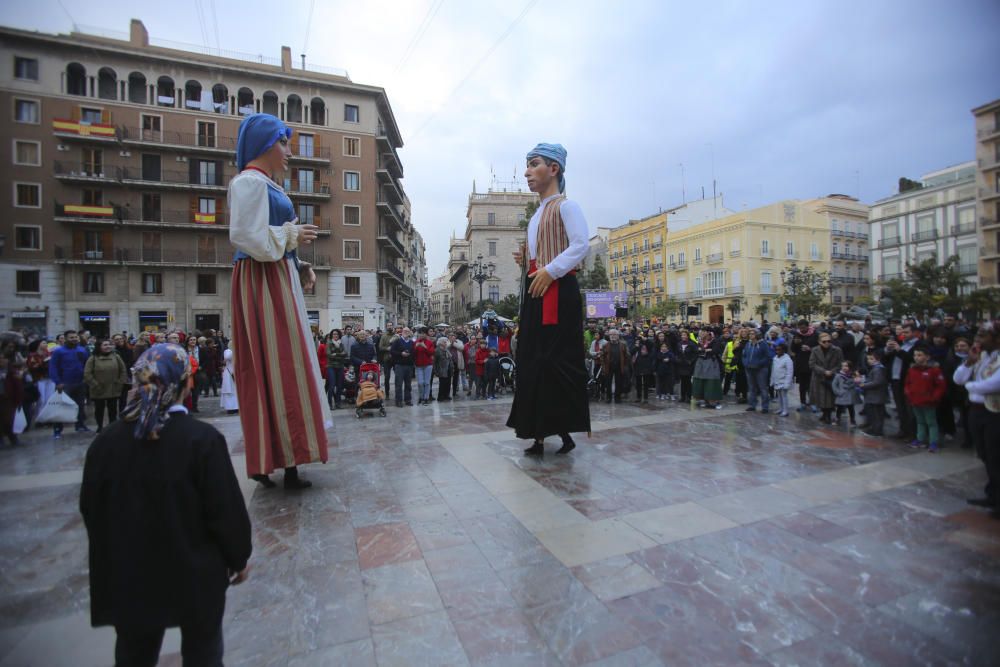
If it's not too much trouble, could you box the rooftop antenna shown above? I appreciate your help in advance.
[300,54,306,69]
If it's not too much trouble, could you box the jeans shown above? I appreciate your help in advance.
[912,405,939,444]
[775,388,789,414]
[394,364,413,403]
[115,621,223,667]
[327,367,344,406]
[415,365,433,401]
[746,367,770,411]
[53,383,87,434]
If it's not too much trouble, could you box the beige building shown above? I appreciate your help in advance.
[804,195,871,306]
[428,271,451,325]
[0,19,416,337]
[448,186,536,321]
[608,212,667,310]
[664,200,838,323]
[973,98,1000,286]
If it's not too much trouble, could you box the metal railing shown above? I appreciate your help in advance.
[377,223,405,255]
[283,178,331,195]
[707,253,723,264]
[952,223,977,235]
[378,261,404,281]
[53,161,119,180]
[669,260,687,269]
[121,166,225,187]
[911,229,938,242]
[879,273,904,281]
[878,236,901,248]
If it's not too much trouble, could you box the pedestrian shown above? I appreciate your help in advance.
[831,360,860,427]
[743,328,774,413]
[451,337,467,398]
[885,324,921,440]
[0,356,24,446]
[904,345,947,452]
[654,342,675,401]
[953,322,1000,517]
[857,349,889,437]
[229,112,329,489]
[692,331,724,410]
[675,334,697,403]
[633,341,655,403]
[81,343,252,667]
[350,330,378,383]
[434,337,453,401]
[83,339,127,433]
[48,330,90,438]
[390,327,415,407]
[220,346,239,414]
[474,339,490,399]
[600,330,632,403]
[485,347,501,399]
[809,333,844,424]
[507,143,590,456]
[325,330,348,409]
[378,324,397,399]
[770,343,794,417]
[413,327,435,405]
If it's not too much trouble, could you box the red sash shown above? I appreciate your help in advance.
[529,259,575,326]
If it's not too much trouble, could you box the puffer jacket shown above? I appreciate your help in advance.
[770,354,794,390]
[904,362,946,408]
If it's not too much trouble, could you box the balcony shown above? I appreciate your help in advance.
[831,251,868,261]
[669,260,687,270]
[53,245,231,267]
[54,202,116,220]
[979,187,1000,201]
[878,236,901,248]
[831,276,861,284]
[651,241,663,249]
[785,252,799,260]
[833,296,843,304]
[729,249,741,257]
[377,223,405,257]
[911,229,938,242]
[977,125,1000,140]
[377,175,405,206]
[283,178,331,200]
[120,166,226,192]
[120,126,237,155]
[879,273,904,281]
[952,223,977,236]
[651,263,664,271]
[52,118,118,141]
[378,260,405,283]
[979,155,1000,171]
[982,242,999,258]
[706,253,723,264]
[760,249,773,258]
[958,263,978,276]
[693,257,703,265]
[727,286,745,295]
[982,216,1000,229]
[289,142,332,163]
[376,124,404,178]
[831,229,855,238]
[53,161,122,184]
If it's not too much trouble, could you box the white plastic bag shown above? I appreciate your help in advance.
[12,408,27,434]
[35,391,80,424]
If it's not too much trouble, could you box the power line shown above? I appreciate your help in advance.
[410,0,539,140]
[56,0,78,31]
[393,0,446,75]
[192,0,211,51]
[302,0,317,56]
[209,0,221,51]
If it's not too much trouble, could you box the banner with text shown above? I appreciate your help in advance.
[585,291,629,318]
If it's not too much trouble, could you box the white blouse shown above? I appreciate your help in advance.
[527,194,590,279]
[228,171,300,262]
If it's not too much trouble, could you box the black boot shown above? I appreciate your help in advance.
[524,441,544,457]
[251,474,276,488]
[283,466,312,490]
[556,434,576,455]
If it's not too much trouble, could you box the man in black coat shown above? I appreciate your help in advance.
[80,343,252,667]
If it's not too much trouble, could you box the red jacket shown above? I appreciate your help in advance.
[474,347,491,376]
[413,338,436,367]
[498,333,511,355]
[904,363,946,408]
[317,343,328,375]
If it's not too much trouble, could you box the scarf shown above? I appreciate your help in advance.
[121,344,191,440]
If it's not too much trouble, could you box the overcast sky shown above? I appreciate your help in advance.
[4,0,999,278]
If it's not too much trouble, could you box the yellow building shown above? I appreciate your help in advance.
[607,212,667,309]
[664,200,839,323]
[805,195,871,307]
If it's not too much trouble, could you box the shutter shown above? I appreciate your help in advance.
[216,197,225,224]
[189,159,198,184]
[72,230,84,257]
[214,160,223,186]
[190,195,199,223]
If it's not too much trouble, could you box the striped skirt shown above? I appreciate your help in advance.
[231,257,330,476]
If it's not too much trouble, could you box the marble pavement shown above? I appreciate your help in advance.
[1,391,998,666]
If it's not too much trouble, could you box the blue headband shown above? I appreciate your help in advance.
[526,143,567,193]
[236,113,293,171]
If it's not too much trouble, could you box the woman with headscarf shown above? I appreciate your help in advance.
[229,113,330,489]
[508,143,591,456]
[80,344,251,666]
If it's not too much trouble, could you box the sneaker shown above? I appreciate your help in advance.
[780,411,789,417]
[907,440,925,449]
[928,442,939,453]
[714,404,723,410]
[53,432,62,440]
[75,425,92,433]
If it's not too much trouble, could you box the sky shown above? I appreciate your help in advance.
[3,0,999,279]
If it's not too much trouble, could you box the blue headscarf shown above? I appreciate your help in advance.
[121,344,192,440]
[236,113,293,171]
[526,143,567,193]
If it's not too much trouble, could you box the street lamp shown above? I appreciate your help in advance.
[624,266,648,322]
[469,253,495,308]
[780,263,797,322]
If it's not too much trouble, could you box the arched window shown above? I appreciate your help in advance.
[237,87,254,115]
[309,97,325,126]
[211,84,228,113]
[156,76,175,106]
[185,80,203,109]
[97,67,117,100]
[286,94,302,123]
[128,71,147,104]
[262,90,279,116]
[66,62,87,96]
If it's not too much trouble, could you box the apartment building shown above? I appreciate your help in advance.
[428,272,452,324]
[0,19,414,337]
[663,201,834,323]
[448,186,536,321]
[973,98,1000,286]
[582,227,610,275]
[804,195,871,306]
[607,212,667,309]
[868,162,979,293]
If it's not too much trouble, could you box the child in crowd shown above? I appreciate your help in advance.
[904,345,947,452]
[484,348,501,400]
[474,340,490,400]
[832,360,860,426]
[655,343,675,400]
[355,371,385,408]
[770,343,794,417]
[633,342,655,403]
[856,349,888,436]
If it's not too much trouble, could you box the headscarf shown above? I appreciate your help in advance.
[121,344,192,440]
[526,143,567,193]
[236,113,293,171]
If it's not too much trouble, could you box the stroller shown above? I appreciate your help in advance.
[498,356,516,394]
[355,362,387,418]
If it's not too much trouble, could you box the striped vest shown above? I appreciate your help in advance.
[535,195,569,268]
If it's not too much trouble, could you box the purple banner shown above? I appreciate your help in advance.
[585,291,629,318]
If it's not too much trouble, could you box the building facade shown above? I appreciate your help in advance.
[448,187,536,321]
[607,213,667,310]
[804,195,871,307]
[973,99,1000,287]
[0,20,415,338]
[664,201,834,323]
[868,162,979,295]
[428,272,451,325]
[582,227,610,275]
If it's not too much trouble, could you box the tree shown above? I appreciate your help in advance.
[898,177,923,193]
[637,297,681,323]
[780,265,833,320]
[878,255,969,318]
[586,255,610,290]
[727,296,747,321]
[521,200,538,229]
[964,287,1000,321]
[494,293,520,320]
[754,300,770,320]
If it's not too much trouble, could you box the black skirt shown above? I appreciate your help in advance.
[506,273,591,440]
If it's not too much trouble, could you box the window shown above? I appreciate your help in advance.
[343,171,360,191]
[198,161,217,186]
[916,214,934,234]
[760,271,772,293]
[882,220,898,241]
[14,57,38,81]
[345,276,361,296]
[344,104,359,123]
[83,272,104,294]
[197,236,216,263]
[14,225,40,250]
[761,239,771,256]
[488,212,496,226]
[810,242,820,260]
[298,204,315,225]
[343,137,359,157]
[14,182,40,207]
[298,133,314,158]
[786,241,795,258]
[343,205,360,226]
[197,121,216,148]
[832,241,839,255]
[83,148,103,176]
[14,99,39,124]
[488,285,500,302]
[731,269,742,288]
[678,251,686,263]
[141,114,162,141]
[16,270,40,293]
[82,189,103,206]
[84,231,103,257]
[694,248,701,261]
[957,207,975,227]
[141,232,161,262]
[14,140,40,165]
[298,168,315,193]
[343,239,361,260]
[142,273,163,294]
[141,154,161,181]
[488,241,497,256]
[882,255,900,279]
[199,197,216,215]
[197,274,217,295]
[80,107,102,124]
[142,193,161,221]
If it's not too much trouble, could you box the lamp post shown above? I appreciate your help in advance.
[469,253,495,310]
[780,262,797,322]
[624,266,648,323]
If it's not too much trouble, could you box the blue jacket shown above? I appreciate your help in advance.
[390,337,414,366]
[49,344,90,385]
[742,340,774,369]
[349,341,377,368]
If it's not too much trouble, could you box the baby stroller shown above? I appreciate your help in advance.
[498,356,516,395]
[356,362,387,418]
[588,365,603,401]
[342,367,358,404]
